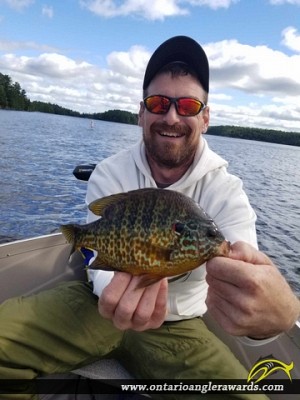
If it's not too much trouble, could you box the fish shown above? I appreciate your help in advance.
[247,356,294,383]
[61,188,230,285]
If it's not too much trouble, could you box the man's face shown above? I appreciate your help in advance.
[139,72,209,170]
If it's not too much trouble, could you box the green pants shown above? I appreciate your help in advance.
[0,281,268,400]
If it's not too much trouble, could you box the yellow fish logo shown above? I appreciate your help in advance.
[247,357,294,383]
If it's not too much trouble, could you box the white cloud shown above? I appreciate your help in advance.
[203,39,300,131]
[42,5,54,18]
[0,39,58,52]
[186,0,239,9]
[281,26,300,52]
[210,101,300,131]
[270,0,300,4]
[206,39,300,98]
[0,0,34,11]
[80,0,188,20]
[1,38,300,131]
[0,53,94,79]
[210,93,232,101]
[79,0,238,20]
[0,45,143,114]
[107,45,150,78]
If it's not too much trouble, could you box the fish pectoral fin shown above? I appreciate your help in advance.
[89,255,115,271]
[88,193,128,216]
[131,236,174,261]
[135,274,164,289]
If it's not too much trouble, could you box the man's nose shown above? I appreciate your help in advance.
[162,102,181,124]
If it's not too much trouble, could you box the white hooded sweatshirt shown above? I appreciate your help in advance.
[86,138,257,321]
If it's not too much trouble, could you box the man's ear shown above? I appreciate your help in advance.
[138,101,145,127]
[202,106,210,133]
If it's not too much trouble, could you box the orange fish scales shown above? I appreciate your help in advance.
[61,188,230,284]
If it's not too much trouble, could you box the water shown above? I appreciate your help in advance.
[207,136,300,294]
[0,110,299,294]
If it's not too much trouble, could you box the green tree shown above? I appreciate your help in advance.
[0,85,8,108]
[0,74,30,110]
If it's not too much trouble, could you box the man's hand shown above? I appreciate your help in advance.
[98,272,168,331]
[206,241,300,339]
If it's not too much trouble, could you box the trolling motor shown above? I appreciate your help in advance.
[73,164,96,181]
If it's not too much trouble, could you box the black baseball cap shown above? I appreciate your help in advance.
[143,35,209,93]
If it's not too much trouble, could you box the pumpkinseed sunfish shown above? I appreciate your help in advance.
[61,188,230,284]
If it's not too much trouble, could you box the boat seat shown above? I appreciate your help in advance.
[72,358,133,380]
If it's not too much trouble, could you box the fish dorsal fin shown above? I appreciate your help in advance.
[88,193,128,216]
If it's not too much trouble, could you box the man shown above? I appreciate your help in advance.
[87,36,299,337]
[0,36,299,400]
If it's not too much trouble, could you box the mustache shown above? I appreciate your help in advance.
[151,122,191,135]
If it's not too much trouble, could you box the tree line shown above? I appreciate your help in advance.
[207,125,300,147]
[0,73,30,110]
[0,73,137,125]
[1,72,299,145]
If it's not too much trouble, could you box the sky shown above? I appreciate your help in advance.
[0,0,300,132]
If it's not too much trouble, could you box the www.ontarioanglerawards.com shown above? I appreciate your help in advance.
[121,381,285,395]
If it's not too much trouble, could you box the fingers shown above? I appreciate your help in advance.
[206,241,274,288]
[98,272,131,320]
[206,290,248,336]
[132,278,168,331]
[206,256,255,288]
[98,272,168,331]
[229,241,273,265]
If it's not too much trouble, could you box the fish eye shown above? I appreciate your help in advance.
[207,226,218,238]
[173,222,185,235]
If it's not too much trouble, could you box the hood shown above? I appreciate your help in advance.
[131,137,228,191]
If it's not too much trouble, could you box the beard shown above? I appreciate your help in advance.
[143,122,198,168]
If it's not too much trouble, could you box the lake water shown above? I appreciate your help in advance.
[0,110,299,294]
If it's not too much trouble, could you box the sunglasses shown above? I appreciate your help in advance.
[143,95,206,117]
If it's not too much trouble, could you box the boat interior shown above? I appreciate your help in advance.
[1,233,299,399]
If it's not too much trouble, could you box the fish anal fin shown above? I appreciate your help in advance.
[135,274,163,289]
[89,255,115,271]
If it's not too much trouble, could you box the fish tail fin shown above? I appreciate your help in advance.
[61,224,77,245]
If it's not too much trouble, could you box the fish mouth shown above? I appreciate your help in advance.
[219,240,231,256]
